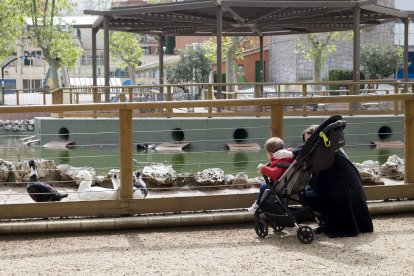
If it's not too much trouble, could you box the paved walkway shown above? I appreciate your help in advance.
[0,213,412,275]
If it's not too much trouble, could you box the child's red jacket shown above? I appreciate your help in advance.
[260,156,294,182]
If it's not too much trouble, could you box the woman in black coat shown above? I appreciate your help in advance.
[276,125,373,237]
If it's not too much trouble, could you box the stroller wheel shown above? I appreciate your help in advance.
[297,226,315,244]
[271,223,285,232]
[254,219,268,238]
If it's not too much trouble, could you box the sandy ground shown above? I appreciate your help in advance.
[0,213,412,275]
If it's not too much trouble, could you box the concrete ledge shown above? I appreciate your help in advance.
[0,200,413,235]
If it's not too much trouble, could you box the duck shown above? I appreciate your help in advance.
[136,143,156,151]
[77,170,119,200]
[133,171,148,199]
[26,160,68,202]
[111,171,148,199]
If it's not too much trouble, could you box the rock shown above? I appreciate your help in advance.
[14,159,57,182]
[248,177,263,187]
[142,164,176,187]
[57,164,95,185]
[231,172,250,189]
[175,172,195,187]
[225,174,235,185]
[380,155,404,180]
[358,170,385,185]
[354,160,383,185]
[0,159,15,183]
[194,168,225,187]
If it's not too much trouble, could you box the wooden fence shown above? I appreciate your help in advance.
[0,80,413,220]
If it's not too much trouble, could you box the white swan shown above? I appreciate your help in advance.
[77,170,119,200]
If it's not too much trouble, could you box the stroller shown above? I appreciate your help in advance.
[253,114,347,244]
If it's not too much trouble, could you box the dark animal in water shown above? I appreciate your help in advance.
[136,143,156,151]
[26,160,68,202]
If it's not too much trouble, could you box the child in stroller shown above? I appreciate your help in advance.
[252,115,347,244]
[248,137,294,213]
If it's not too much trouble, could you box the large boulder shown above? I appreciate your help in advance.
[0,159,15,183]
[231,172,250,189]
[142,164,177,187]
[194,168,225,187]
[57,164,96,186]
[14,159,58,182]
[380,155,404,180]
[354,160,384,185]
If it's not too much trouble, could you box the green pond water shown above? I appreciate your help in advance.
[0,136,404,176]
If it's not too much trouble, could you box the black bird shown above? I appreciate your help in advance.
[26,160,68,202]
[133,171,148,198]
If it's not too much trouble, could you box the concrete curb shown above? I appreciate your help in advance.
[0,200,413,235]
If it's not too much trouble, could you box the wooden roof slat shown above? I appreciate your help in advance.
[84,0,411,36]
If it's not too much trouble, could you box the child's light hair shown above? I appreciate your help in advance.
[264,137,284,153]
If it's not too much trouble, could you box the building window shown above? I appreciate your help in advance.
[23,79,42,91]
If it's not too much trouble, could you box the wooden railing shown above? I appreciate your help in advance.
[44,80,414,118]
[0,82,413,220]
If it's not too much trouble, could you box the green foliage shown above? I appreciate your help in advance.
[27,0,84,88]
[165,46,212,97]
[361,43,403,79]
[296,32,353,82]
[109,32,143,69]
[328,69,365,91]
[0,0,27,61]
[203,37,254,63]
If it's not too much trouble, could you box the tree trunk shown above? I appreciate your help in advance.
[41,47,60,89]
[313,54,322,92]
[49,60,60,89]
[225,37,237,97]
[128,65,137,85]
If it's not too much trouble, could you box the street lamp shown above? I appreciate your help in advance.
[1,56,19,105]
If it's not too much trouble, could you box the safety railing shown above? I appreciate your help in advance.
[43,80,413,118]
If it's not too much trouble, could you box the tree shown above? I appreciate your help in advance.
[0,0,26,61]
[109,32,143,85]
[27,0,83,89]
[296,32,352,89]
[203,36,254,84]
[361,43,403,80]
[165,46,211,98]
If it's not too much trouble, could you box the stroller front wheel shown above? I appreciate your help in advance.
[271,223,285,232]
[254,219,268,238]
[297,225,315,244]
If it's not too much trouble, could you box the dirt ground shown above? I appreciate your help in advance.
[0,213,412,275]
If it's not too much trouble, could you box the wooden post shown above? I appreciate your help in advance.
[119,109,133,199]
[167,85,172,117]
[348,84,354,115]
[93,88,98,103]
[208,84,212,118]
[405,100,414,184]
[255,84,260,117]
[394,83,399,115]
[270,104,283,139]
[302,83,307,117]
[128,87,133,102]
[16,90,19,106]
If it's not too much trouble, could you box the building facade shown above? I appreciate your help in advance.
[269,0,414,82]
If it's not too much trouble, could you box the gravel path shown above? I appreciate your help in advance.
[0,214,413,275]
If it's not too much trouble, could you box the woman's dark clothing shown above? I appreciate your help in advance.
[308,150,373,237]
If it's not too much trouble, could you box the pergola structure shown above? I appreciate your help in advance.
[85,0,413,99]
